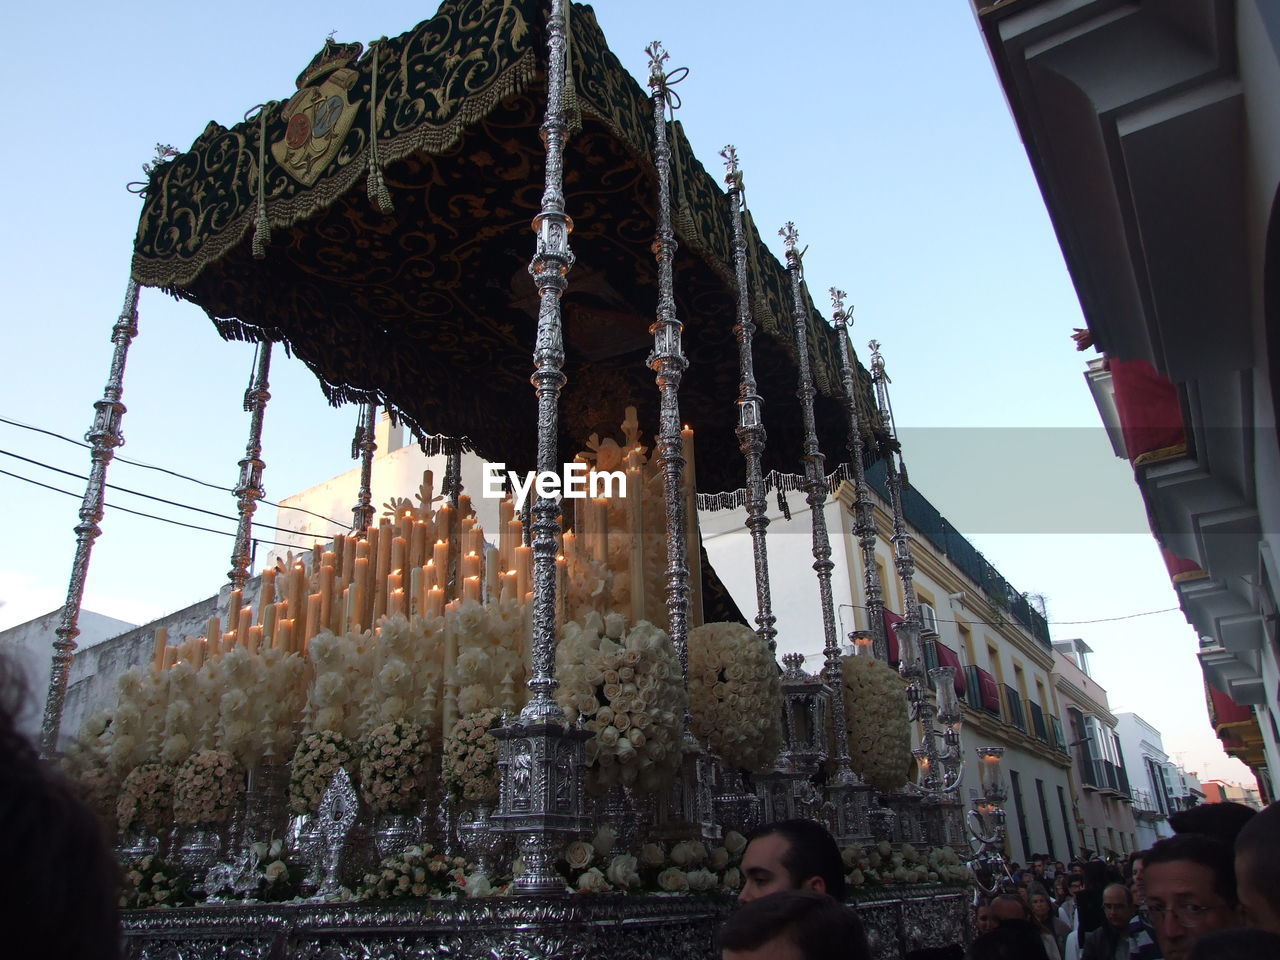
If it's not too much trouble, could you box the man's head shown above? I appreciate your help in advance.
[1234,801,1280,935]
[740,820,846,903]
[1069,875,1084,899]
[1130,854,1146,906]
[1103,882,1135,931]
[975,901,995,936]
[1143,834,1240,960]
[720,890,869,960]
[1169,802,1256,846]
[990,893,1029,925]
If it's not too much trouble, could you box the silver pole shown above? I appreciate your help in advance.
[228,342,272,590]
[832,295,886,659]
[350,402,377,535]
[41,278,140,757]
[721,146,777,654]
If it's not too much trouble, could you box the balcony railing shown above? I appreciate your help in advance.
[1028,701,1048,742]
[1003,685,1027,732]
[963,665,1001,715]
[1050,716,1068,752]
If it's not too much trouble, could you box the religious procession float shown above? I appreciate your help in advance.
[41,1,1016,956]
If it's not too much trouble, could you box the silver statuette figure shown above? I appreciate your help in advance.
[721,146,777,655]
[490,0,588,894]
[42,279,140,757]
[228,342,272,590]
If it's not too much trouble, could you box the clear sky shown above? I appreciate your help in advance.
[0,1,1249,783]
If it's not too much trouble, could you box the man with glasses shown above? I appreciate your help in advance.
[1142,834,1240,960]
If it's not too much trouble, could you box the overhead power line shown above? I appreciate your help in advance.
[0,467,312,550]
[0,414,349,528]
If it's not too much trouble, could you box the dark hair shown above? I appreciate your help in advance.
[1187,926,1280,960]
[1234,802,1280,920]
[720,889,869,960]
[748,819,847,901]
[1083,859,1110,890]
[1103,881,1134,905]
[1144,833,1237,906]
[967,919,1050,960]
[0,656,120,958]
[1169,801,1257,846]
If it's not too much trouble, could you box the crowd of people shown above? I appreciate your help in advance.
[2,643,1278,960]
[968,801,1280,960]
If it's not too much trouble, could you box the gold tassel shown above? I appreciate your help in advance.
[251,106,271,260]
[367,39,395,215]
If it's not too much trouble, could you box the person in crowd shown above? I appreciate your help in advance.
[1185,927,1280,959]
[1077,860,1111,938]
[1080,883,1134,960]
[990,893,1031,926]
[1143,834,1240,960]
[739,820,847,904]
[1168,803,1256,848]
[1233,801,1280,935]
[0,656,121,959]
[975,899,996,936]
[1059,874,1085,930]
[1029,882,1070,959]
[720,889,870,960]
[1129,854,1148,909]
[967,922,1051,960]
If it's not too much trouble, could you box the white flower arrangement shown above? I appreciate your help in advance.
[356,843,474,900]
[554,612,686,795]
[839,654,913,792]
[840,841,969,888]
[288,730,354,815]
[116,762,175,831]
[120,854,189,909]
[448,600,527,716]
[172,749,243,826]
[688,622,783,773]
[442,709,502,806]
[358,718,429,814]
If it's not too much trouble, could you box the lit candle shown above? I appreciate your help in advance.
[433,540,449,581]
[206,616,221,650]
[247,625,262,654]
[411,520,427,570]
[515,546,532,602]
[427,584,445,619]
[162,644,178,670]
[437,502,453,546]
[305,593,321,645]
[151,627,168,673]
[258,567,276,620]
[226,588,243,635]
[277,618,293,653]
[387,569,403,613]
[681,423,696,489]
[423,559,437,592]
[462,551,481,580]
[353,557,370,632]
[391,536,407,578]
[389,587,405,617]
[320,562,335,634]
[400,510,414,543]
[459,493,472,518]
[464,575,481,602]
[237,606,252,645]
[192,638,206,670]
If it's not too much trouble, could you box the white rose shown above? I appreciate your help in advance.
[576,867,611,893]
[640,843,665,868]
[669,841,696,867]
[565,840,594,871]
[657,867,689,892]
[264,860,288,882]
[708,847,730,871]
[466,872,495,897]
[723,831,747,856]
[686,868,717,892]
[723,866,742,890]
[592,825,616,857]
[605,854,640,889]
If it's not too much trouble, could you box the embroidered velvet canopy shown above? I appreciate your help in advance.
[131,0,885,495]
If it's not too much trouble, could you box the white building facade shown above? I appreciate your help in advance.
[1115,713,1177,850]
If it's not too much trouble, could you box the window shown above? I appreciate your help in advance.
[1057,785,1076,858]
[958,622,974,665]
[1035,779,1055,859]
[1009,770,1032,863]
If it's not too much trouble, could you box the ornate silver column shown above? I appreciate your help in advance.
[490,0,588,894]
[868,341,962,840]
[832,295,886,661]
[228,343,272,590]
[443,446,462,595]
[645,42,691,677]
[350,402,377,535]
[779,226,855,785]
[41,279,140,757]
[721,146,776,654]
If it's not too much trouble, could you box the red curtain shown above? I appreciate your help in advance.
[935,642,967,695]
[1108,358,1186,460]
[977,668,1000,713]
[883,609,903,664]
[1208,683,1253,725]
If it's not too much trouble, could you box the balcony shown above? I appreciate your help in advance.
[963,665,1001,716]
[1078,748,1100,790]
[1028,701,1049,742]
[1050,716,1068,752]
[1003,685,1027,732]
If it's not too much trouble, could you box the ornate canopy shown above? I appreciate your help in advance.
[131,0,884,494]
